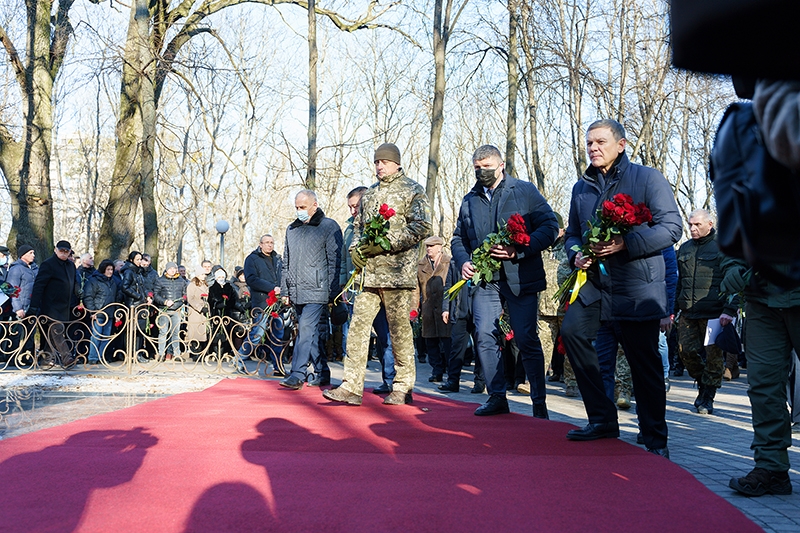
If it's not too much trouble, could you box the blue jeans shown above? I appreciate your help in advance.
[157,311,181,359]
[373,306,395,386]
[89,313,113,363]
[290,303,326,381]
[238,311,285,366]
[658,331,669,379]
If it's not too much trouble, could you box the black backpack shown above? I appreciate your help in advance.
[709,101,800,288]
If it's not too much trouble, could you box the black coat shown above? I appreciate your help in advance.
[243,248,282,312]
[451,174,559,297]
[84,271,121,312]
[121,262,145,306]
[29,254,77,321]
[207,281,239,317]
[153,274,187,311]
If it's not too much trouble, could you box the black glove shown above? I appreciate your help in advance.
[720,266,747,295]
[351,248,367,270]
[358,241,386,258]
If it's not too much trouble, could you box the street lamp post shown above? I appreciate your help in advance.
[216,220,230,267]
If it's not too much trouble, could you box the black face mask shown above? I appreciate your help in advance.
[475,168,498,188]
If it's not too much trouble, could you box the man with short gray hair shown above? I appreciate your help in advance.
[280,190,342,390]
[675,208,738,414]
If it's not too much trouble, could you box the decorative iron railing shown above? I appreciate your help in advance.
[0,303,298,377]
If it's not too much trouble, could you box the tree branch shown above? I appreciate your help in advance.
[0,24,26,91]
[50,0,77,77]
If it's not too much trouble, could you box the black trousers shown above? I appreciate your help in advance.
[561,298,668,449]
[446,316,476,382]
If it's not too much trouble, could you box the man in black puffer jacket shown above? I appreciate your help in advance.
[561,119,681,458]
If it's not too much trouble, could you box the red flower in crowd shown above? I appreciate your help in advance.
[181,295,187,301]
[222,294,228,300]
[511,232,530,246]
[114,319,123,328]
[409,309,419,320]
[506,213,526,234]
[271,311,279,318]
[379,203,396,220]
[266,289,279,307]
[147,292,154,298]
[505,331,514,341]
[200,293,208,298]
[556,335,566,355]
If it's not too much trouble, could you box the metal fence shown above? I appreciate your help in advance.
[0,303,297,377]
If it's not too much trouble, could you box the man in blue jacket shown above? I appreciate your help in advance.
[561,119,681,457]
[451,145,559,417]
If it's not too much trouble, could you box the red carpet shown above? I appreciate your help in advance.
[0,379,760,532]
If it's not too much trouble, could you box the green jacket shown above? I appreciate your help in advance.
[675,230,737,318]
[353,170,432,289]
[722,256,800,308]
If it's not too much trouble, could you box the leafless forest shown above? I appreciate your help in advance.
[0,0,733,269]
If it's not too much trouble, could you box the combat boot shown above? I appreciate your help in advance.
[697,385,717,415]
[693,382,706,408]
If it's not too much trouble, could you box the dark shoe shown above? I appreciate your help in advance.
[697,385,716,415]
[372,383,392,394]
[532,403,549,420]
[673,367,684,377]
[729,468,792,496]
[547,373,562,382]
[693,382,706,408]
[566,422,620,441]
[279,375,304,390]
[474,394,510,416]
[307,376,331,387]
[438,381,459,393]
[428,374,443,383]
[322,387,362,405]
[647,447,670,459]
[636,432,644,445]
[418,355,427,363]
[471,382,486,394]
[383,390,413,405]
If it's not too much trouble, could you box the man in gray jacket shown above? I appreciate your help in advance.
[279,189,343,390]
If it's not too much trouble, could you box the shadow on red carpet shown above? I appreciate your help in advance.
[0,379,760,532]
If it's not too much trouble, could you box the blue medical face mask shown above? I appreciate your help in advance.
[296,210,310,222]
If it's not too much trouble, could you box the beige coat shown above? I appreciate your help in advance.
[186,279,208,344]
[417,253,451,338]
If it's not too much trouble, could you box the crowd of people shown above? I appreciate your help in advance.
[1,115,798,499]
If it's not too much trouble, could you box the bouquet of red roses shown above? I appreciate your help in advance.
[338,203,396,300]
[554,193,652,305]
[446,213,530,300]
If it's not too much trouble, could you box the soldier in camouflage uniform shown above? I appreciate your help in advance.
[323,143,431,406]
[538,213,571,380]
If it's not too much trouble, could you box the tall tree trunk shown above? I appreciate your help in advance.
[96,0,153,261]
[519,3,545,192]
[505,0,519,179]
[426,0,447,209]
[307,0,317,190]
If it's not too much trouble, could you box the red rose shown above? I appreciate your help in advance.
[512,232,530,246]
[635,203,653,224]
[271,311,279,318]
[601,200,616,218]
[379,203,389,216]
[505,331,514,341]
[409,309,419,320]
[114,320,123,328]
[613,193,633,205]
[147,292,153,298]
[222,294,228,300]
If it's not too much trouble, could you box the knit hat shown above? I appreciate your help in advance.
[374,143,401,165]
[164,261,178,271]
[17,244,34,257]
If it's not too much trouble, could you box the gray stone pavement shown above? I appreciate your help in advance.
[2,359,798,532]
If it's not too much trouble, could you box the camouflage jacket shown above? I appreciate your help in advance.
[353,170,432,289]
[538,239,571,317]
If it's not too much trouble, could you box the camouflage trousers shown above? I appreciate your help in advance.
[615,347,632,397]
[679,317,724,388]
[539,315,562,376]
[340,288,415,396]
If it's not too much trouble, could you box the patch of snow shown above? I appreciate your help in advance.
[0,372,226,395]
